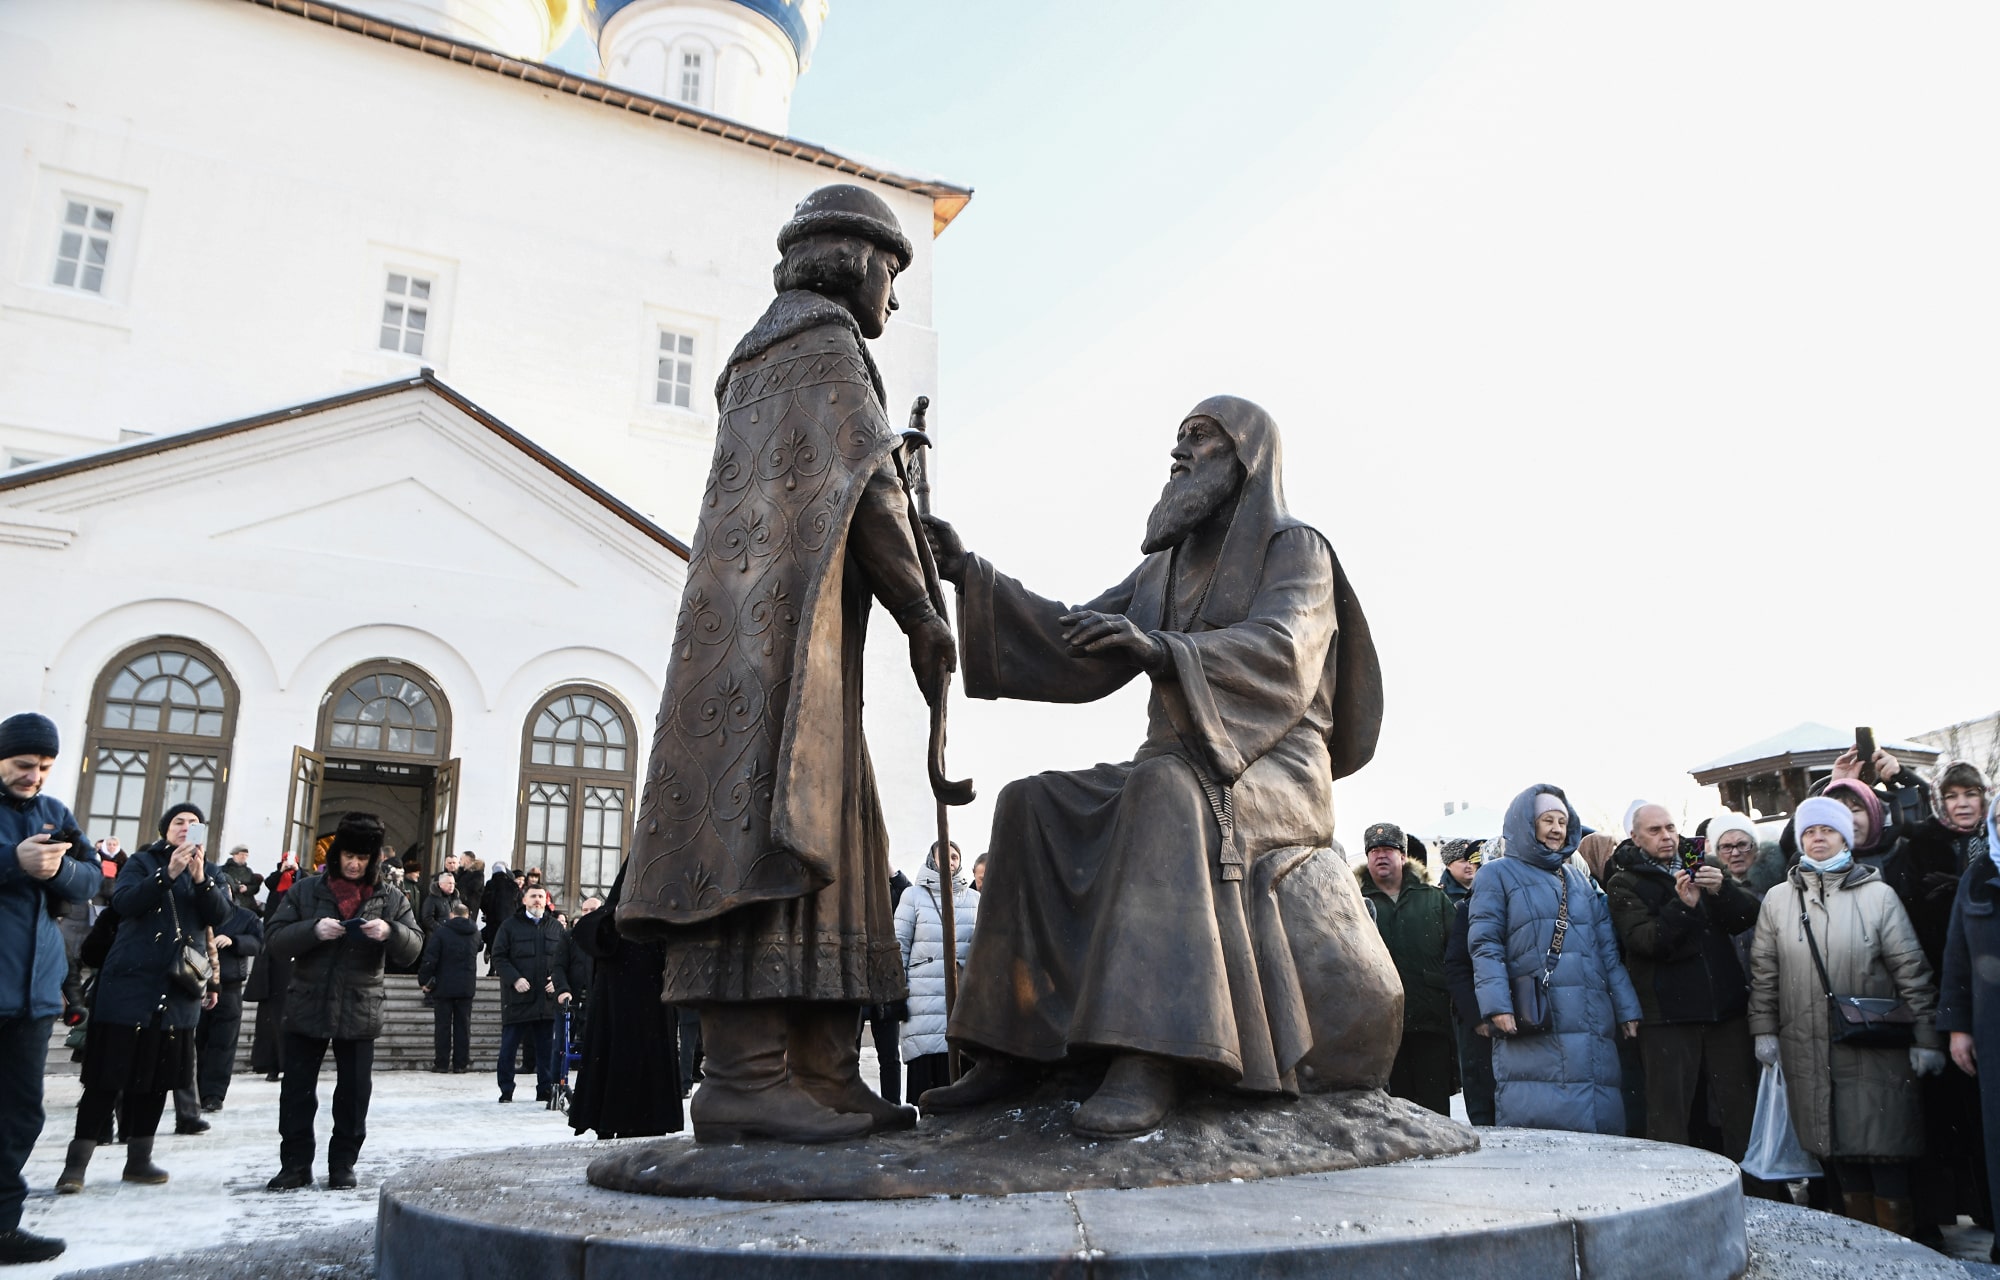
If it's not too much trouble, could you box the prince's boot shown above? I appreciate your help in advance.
[788,1003,916,1133]
[687,1004,873,1144]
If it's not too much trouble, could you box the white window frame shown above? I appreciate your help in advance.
[655,327,697,409]
[51,199,118,295]
[678,50,704,107]
[3,169,147,326]
[359,245,456,372]
[379,271,434,358]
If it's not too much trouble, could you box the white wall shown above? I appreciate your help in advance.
[0,387,682,878]
[0,0,952,875]
[0,0,941,544]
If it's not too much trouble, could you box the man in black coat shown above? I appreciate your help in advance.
[194,902,262,1113]
[1439,840,1494,1126]
[219,846,263,916]
[262,814,422,1191]
[492,884,570,1103]
[479,863,519,961]
[419,902,479,1073]
[1605,804,1761,1159]
[1939,802,2000,1263]
[420,871,461,935]
[1884,758,1993,1238]
[567,897,602,996]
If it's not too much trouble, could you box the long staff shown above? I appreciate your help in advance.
[903,395,974,1080]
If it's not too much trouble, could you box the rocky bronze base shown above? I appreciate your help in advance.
[585,1082,1476,1200]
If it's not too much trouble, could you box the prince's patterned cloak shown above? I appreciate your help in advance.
[618,290,931,1004]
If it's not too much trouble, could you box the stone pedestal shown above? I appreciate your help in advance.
[588,1087,1477,1199]
[376,1128,1750,1279]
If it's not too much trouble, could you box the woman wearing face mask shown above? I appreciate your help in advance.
[57,804,230,1193]
[1468,784,1642,1134]
[1748,796,1943,1238]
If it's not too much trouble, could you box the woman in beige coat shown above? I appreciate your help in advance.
[1748,796,1945,1237]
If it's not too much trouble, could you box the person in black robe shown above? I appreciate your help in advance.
[569,866,682,1139]
[247,854,299,1081]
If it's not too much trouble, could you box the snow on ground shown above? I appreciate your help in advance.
[14,1064,689,1280]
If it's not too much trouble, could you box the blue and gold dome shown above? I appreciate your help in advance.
[587,0,826,67]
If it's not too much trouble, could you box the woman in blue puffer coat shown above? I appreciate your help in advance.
[1470,783,1642,1133]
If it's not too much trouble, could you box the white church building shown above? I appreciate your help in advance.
[0,0,972,909]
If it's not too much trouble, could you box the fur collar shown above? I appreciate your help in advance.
[719,290,886,406]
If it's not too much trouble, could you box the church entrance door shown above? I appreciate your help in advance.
[298,661,459,873]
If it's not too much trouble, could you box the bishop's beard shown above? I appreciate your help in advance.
[1142,463,1243,554]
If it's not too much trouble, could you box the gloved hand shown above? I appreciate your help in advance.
[1755,1034,1780,1066]
[1910,1047,1948,1077]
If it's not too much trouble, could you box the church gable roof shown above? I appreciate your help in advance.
[0,372,692,563]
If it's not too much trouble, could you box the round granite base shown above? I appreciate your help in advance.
[376,1128,1750,1279]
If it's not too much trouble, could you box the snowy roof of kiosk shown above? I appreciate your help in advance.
[1690,722,1936,775]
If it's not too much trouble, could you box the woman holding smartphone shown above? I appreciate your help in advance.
[57,803,230,1192]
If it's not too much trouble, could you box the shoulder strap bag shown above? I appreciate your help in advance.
[1509,866,1569,1034]
[166,878,215,998]
[1797,886,1915,1049]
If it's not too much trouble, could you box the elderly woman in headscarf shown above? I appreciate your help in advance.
[1749,795,1943,1237]
[1469,784,1642,1134]
[1821,778,1896,870]
[1574,832,1620,890]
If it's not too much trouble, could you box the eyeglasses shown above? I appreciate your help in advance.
[1715,840,1756,854]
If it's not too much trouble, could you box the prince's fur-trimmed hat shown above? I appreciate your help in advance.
[777,184,913,271]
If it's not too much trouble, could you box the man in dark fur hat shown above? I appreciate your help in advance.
[617,185,954,1143]
[263,813,421,1190]
[920,397,1382,1136]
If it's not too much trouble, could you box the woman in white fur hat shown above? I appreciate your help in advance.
[1747,795,1942,1237]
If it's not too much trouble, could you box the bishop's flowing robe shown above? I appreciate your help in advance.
[618,290,933,1008]
[947,396,1380,1093]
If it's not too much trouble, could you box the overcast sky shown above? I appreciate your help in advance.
[573,3,2000,848]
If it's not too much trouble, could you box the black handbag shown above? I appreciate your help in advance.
[1798,893,1916,1049]
[167,890,213,999]
[1508,866,1569,1035]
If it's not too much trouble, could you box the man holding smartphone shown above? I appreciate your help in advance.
[1605,803,1763,1165]
[263,813,422,1191]
[0,712,99,1263]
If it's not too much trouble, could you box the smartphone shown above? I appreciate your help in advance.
[343,917,366,935]
[185,822,208,847]
[1854,727,1877,784]
[1679,840,1705,876]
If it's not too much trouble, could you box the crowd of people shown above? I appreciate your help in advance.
[5,699,1999,1264]
[0,708,994,1265]
[1357,750,1997,1259]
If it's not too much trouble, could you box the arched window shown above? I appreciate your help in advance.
[81,639,238,847]
[516,686,636,912]
[318,664,449,761]
[307,661,455,877]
